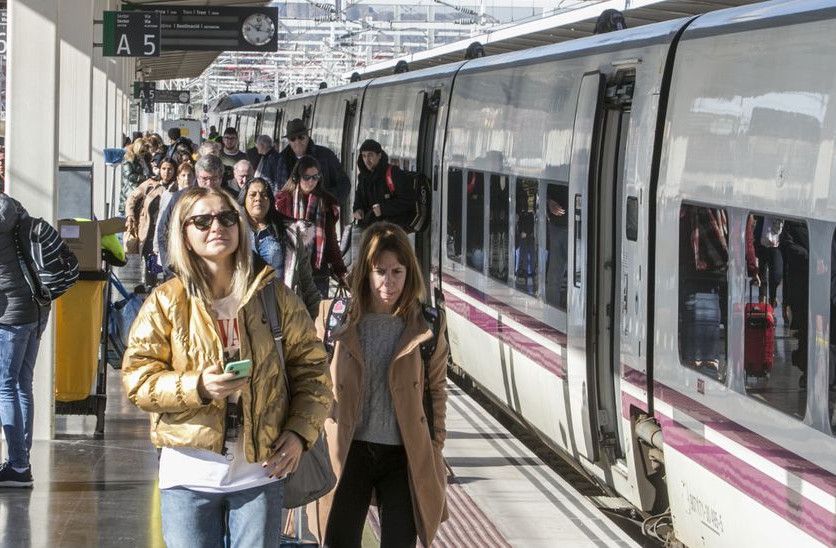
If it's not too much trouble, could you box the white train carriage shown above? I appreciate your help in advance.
[220,1,836,545]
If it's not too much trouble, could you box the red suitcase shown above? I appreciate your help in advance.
[744,286,775,377]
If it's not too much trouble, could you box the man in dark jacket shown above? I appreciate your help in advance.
[246,135,280,192]
[352,139,417,230]
[0,193,48,487]
[274,119,350,207]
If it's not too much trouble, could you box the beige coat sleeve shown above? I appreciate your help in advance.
[276,284,334,448]
[120,290,206,413]
[428,311,450,447]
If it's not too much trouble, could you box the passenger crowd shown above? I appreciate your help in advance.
[122,121,445,547]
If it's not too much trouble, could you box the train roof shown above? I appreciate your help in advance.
[683,0,836,39]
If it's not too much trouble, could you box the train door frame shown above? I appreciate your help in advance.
[415,88,442,291]
[588,71,634,462]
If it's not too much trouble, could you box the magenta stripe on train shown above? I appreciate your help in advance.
[621,366,836,495]
[443,287,567,379]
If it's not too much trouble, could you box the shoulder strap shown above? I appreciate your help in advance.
[259,280,289,391]
[420,305,441,362]
[385,164,395,193]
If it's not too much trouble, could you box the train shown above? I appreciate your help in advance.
[213,1,836,545]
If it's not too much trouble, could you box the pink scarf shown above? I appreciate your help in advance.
[292,188,327,270]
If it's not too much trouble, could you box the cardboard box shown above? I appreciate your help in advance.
[58,218,125,272]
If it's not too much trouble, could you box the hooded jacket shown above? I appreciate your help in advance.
[353,151,417,230]
[314,301,449,546]
[275,139,351,206]
[121,264,333,459]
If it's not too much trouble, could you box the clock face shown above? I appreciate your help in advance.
[242,13,276,47]
[178,92,190,104]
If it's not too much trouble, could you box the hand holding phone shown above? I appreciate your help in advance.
[224,359,253,378]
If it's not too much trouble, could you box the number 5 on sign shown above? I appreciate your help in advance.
[102,11,160,58]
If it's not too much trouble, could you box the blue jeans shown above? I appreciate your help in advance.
[160,482,284,548]
[0,322,42,469]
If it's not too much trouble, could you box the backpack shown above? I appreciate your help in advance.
[14,214,80,306]
[385,165,431,233]
[324,295,444,440]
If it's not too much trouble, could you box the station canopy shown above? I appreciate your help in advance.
[132,0,273,81]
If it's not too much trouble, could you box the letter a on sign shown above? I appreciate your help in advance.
[116,34,131,55]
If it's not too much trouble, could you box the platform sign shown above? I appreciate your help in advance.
[103,11,161,57]
[138,6,279,52]
[153,90,190,104]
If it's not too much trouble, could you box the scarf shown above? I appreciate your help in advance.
[291,188,326,270]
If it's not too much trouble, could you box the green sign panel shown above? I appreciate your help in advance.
[103,11,160,57]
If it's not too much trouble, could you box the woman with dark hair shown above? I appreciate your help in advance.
[275,155,347,297]
[240,177,320,318]
[125,157,178,284]
[315,222,450,548]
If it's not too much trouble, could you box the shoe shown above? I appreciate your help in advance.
[0,461,33,488]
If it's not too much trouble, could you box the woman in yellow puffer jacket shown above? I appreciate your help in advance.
[122,186,332,548]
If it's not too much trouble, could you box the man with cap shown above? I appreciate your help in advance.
[353,139,417,230]
[219,127,247,186]
[275,119,350,209]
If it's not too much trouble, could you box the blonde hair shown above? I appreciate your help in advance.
[124,138,147,162]
[347,222,425,325]
[168,187,253,304]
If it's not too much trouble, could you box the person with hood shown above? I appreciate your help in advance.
[352,139,417,231]
[122,186,332,547]
[275,119,350,208]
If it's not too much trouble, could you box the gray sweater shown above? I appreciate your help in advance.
[354,313,406,446]
[0,195,40,325]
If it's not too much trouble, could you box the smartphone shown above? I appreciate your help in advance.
[224,359,253,378]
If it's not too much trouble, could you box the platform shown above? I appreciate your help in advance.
[0,370,642,547]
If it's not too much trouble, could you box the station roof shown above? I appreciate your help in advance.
[344,0,755,79]
[131,0,272,81]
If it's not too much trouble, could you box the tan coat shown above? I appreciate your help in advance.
[125,178,173,250]
[314,301,449,546]
[121,266,333,460]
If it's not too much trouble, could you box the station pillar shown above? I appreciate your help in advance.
[6,0,60,441]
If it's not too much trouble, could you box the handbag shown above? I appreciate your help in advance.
[260,280,337,509]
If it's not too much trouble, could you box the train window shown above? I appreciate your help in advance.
[545,183,569,309]
[446,168,463,263]
[830,230,836,435]
[678,204,728,382]
[514,179,539,296]
[488,174,509,283]
[466,171,485,272]
[742,215,807,420]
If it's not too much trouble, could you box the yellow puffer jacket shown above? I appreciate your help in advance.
[121,265,332,462]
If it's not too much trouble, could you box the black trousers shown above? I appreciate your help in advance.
[324,440,417,548]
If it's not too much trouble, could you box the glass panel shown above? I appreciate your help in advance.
[466,171,485,272]
[488,174,509,283]
[261,111,276,145]
[446,168,463,263]
[545,182,569,308]
[678,204,728,382]
[514,178,539,295]
[743,215,806,419]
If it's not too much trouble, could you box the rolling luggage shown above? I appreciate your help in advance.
[744,284,774,377]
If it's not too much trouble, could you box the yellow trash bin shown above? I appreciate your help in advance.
[55,278,106,402]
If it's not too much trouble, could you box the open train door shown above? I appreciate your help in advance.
[567,72,606,463]
[416,89,441,291]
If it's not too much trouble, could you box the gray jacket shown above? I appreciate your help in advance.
[0,195,40,325]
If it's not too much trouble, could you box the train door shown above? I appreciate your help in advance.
[416,89,441,290]
[567,71,630,464]
[341,99,359,178]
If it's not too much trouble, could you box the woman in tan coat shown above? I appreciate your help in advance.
[122,187,332,548]
[316,222,449,547]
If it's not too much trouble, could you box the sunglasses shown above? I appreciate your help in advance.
[185,210,239,231]
[300,173,321,182]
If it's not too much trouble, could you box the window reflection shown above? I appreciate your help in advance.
[545,183,568,309]
[446,168,463,263]
[514,179,538,295]
[489,175,509,283]
[466,172,485,272]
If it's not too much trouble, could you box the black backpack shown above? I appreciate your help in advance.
[384,165,431,233]
[14,214,80,306]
